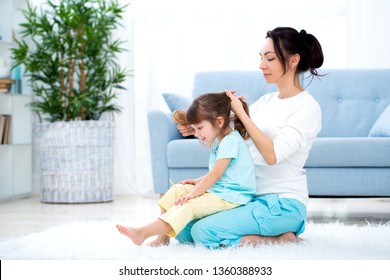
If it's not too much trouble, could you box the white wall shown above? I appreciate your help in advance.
[347,0,390,68]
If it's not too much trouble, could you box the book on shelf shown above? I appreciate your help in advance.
[0,114,12,145]
[0,115,6,144]
[0,79,15,93]
[6,115,12,144]
[0,79,16,84]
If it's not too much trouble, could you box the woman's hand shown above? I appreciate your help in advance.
[177,124,195,137]
[225,89,246,117]
[226,89,246,116]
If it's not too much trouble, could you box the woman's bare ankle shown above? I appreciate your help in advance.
[239,232,300,246]
[276,232,300,243]
[239,234,265,246]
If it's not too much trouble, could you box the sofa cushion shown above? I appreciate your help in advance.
[368,104,390,137]
[168,137,390,168]
[305,137,390,167]
[163,93,191,112]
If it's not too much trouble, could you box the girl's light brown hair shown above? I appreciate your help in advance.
[186,92,250,140]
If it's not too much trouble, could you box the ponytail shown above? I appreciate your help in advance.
[231,100,250,140]
[266,27,324,78]
[298,29,324,76]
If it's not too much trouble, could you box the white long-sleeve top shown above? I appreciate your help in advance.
[247,91,322,206]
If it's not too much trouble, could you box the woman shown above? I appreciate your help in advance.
[160,26,323,248]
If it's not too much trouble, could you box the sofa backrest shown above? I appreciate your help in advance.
[305,69,390,137]
[192,71,277,105]
[192,69,390,137]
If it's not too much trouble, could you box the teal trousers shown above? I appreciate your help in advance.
[176,194,307,248]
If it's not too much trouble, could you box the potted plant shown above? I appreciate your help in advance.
[11,0,129,203]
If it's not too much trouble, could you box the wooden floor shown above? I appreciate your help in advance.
[1,195,390,241]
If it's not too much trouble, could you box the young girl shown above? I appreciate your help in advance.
[116,92,256,246]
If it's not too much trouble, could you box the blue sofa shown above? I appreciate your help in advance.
[148,69,390,197]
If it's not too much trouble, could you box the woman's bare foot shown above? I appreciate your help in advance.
[116,224,145,246]
[146,234,170,247]
[276,232,301,243]
[239,232,301,246]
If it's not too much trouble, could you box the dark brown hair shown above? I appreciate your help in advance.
[266,27,324,78]
[186,92,250,140]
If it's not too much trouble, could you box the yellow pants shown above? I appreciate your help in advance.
[158,184,239,237]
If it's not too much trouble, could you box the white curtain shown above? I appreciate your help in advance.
[116,0,390,195]
[124,0,348,195]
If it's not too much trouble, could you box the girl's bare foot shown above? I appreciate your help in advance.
[116,224,145,246]
[146,234,170,247]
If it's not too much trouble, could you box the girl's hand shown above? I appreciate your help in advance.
[178,179,197,185]
[177,124,195,137]
[175,193,194,205]
[225,89,245,116]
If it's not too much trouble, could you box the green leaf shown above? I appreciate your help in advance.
[11,0,130,122]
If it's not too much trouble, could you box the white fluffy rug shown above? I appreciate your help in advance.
[1,221,389,260]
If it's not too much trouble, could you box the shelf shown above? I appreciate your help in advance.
[0,0,32,202]
[0,145,32,201]
[0,1,13,42]
[0,0,27,43]
[0,93,32,145]
[0,93,32,201]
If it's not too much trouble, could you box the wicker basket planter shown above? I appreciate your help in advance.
[34,120,115,203]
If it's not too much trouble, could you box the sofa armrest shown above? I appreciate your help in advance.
[147,110,182,194]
